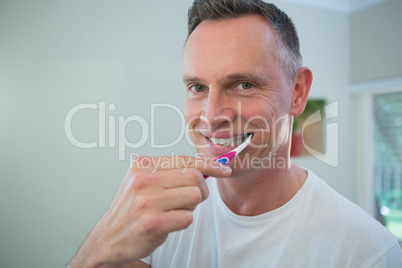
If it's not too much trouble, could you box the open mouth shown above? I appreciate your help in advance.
[208,133,253,147]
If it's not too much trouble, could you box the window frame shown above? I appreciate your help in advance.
[352,76,402,245]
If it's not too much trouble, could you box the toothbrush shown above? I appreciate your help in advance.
[204,134,254,179]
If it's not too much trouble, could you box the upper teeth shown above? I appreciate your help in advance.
[209,134,248,147]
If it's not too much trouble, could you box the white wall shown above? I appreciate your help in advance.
[0,1,192,267]
[350,0,402,82]
[0,1,353,267]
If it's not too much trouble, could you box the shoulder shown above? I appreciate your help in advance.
[307,170,389,235]
[305,170,401,264]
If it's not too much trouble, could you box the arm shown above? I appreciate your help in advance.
[67,156,231,268]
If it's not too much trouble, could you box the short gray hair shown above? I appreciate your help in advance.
[187,0,302,84]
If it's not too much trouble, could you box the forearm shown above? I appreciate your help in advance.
[67,240,104,268]
[67,220,124,268]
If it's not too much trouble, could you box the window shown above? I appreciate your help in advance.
[373,92,402,241]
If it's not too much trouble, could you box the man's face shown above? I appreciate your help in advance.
[183,15,294,177]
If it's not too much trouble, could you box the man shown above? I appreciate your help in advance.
[68,0,402,267]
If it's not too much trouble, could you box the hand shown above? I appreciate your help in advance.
[68,155,232,268]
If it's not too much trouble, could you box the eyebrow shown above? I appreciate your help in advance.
[223,73,268,86]
[183,75,203,84]
[183,72,270,86]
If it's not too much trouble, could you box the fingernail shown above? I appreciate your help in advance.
[221,165,232,175]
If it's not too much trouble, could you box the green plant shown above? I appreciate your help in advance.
[292,99,326,135]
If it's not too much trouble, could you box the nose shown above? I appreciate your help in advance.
[202,88,237,129]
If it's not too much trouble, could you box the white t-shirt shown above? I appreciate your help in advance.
[142,170,402,267]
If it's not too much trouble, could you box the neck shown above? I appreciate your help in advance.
[216,161,307,216]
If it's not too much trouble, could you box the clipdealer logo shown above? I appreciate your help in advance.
[64,102,189,160]
[302,100,339,167]
[64,100,339,166]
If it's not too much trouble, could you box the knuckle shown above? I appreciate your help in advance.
[140,213,162,234]
[188,187,202,204]
[182,211,194,227]
[131,173,151,191]
[134,195,151,211]
[186,168,202,182]
[201,186,209,202]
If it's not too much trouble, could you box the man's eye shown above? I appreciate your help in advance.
[236,82,253,90]
[190,85,205,92]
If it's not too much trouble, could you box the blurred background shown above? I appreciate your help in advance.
[1,0,401,267]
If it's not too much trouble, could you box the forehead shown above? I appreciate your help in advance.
[184,15,278,79]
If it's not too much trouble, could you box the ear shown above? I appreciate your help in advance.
[290,67,313,117]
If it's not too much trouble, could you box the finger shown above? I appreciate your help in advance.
[158,210,195,234]
[131,155,231,178]
[130,156,157,172]
[152,155,232,178]
[130,155,200,173]
[137,186,204,212]
[124,169,209,202]
[153,168,209,200]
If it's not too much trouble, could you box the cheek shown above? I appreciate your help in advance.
[251,91,291,120]
[184,98,202,127]
[242,96,278,120]
[241,97,286,139]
